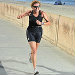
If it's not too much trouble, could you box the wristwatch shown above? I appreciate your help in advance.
[41,22,44,25]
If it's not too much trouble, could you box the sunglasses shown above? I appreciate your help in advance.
[33,6,40,8]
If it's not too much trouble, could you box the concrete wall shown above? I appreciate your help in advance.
[0,2,30,28]
[0,2,75,56]
[57,16,75,56]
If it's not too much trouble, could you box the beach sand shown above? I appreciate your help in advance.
[0,0,75,19]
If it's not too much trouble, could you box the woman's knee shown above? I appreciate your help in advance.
[31,48,37,55]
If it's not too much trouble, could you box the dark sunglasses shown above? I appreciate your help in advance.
[33,6,40,8]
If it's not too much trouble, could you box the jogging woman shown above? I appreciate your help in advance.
[17,1,50,75]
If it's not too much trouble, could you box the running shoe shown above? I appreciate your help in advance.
[34,68,39,75]
[29,53,32,63]
[34,71,39,75]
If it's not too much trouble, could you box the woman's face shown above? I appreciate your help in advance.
[32,3,40,12]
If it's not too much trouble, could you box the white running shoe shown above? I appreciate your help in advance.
[34,68,39,75]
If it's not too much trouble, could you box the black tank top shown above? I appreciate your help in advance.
[29,10,43,28]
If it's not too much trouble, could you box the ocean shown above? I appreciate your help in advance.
[16,0,75,5]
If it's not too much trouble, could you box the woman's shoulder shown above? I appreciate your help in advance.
[40,10,46,15]
[25,10,32,16]
[40,10,46,17]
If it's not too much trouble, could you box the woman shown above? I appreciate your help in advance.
[17,1,50,75]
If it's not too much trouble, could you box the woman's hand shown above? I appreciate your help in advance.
[17,16,21,19]
[36,20,42,25]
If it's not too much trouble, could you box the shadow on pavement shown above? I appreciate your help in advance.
[37,65,75,75]
[0,61,8,75]
[1,60,33,75]
[1,66,33,75]
[0,59,74,75]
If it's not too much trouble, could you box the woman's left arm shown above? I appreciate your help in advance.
[43,12,50,25]
[36,11,50,26]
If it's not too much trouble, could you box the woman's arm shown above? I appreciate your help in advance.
[42,12,50,25]
[36,11,50,26]
[17,10,31,19]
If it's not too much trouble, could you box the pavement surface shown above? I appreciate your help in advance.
[0,18,75,75]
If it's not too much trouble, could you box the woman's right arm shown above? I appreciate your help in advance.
[17,10,31,19]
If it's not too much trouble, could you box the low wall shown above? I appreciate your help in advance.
[0,2,75,56]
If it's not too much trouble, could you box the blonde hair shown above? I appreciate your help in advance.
[31,0,41,7]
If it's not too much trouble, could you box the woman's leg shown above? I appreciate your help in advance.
[29,41,40,69]
[36,43,40,50]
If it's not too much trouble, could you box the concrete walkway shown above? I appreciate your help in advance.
[0,18,75,75]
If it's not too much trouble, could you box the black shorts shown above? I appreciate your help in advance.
[26,26,43,43]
